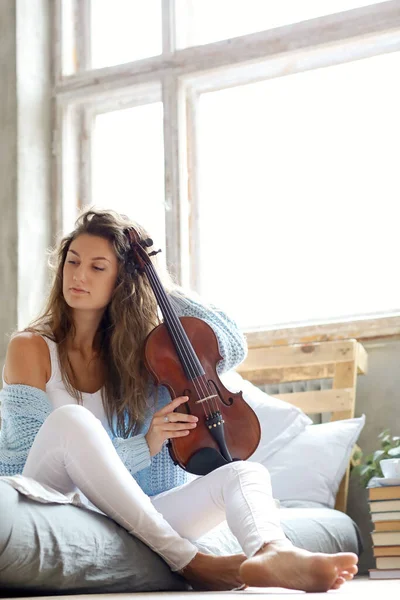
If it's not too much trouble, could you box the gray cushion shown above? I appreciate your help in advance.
[0,482,362,595]
[196,501,362,556]
[0,482,189,594]
[279,504,363,554]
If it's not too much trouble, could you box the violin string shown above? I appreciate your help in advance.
[197,374,219,413]
[145,263,221,416]
[147,265,219,415]
[145,264,213,417]
[144,265,206,399]
[145,266,212,416]
[132,237,217,417]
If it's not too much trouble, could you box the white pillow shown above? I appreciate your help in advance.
[263,416,366,508]
[220,370,312,462]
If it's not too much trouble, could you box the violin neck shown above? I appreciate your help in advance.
[144,262,205,380]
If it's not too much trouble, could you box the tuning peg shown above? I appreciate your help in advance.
[140,238,153,248]
[148,249,162,258]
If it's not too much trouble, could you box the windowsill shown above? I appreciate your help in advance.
[243,313,400,348]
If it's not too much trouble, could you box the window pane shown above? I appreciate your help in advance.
[196,51,400,329]
[92,103,166,253]
[91,0,162,69]
[176,0,388,48]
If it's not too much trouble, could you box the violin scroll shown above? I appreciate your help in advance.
[125,229,161,274]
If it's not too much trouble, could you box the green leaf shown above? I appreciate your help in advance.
[373,450,386,462]
[388,447,400,458]
[352,429,400,488]
[360,465,374,476]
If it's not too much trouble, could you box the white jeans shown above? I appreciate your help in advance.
[22,405,286,571]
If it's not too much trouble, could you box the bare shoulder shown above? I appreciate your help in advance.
[4,332,50,391]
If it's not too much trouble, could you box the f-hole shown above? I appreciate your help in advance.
[208,380,233,407]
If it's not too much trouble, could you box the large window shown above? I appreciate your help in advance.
[54,0,400,337]
[197,51,400,328]
[92,102,166,249]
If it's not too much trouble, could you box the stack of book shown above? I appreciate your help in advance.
[369,483,400,579]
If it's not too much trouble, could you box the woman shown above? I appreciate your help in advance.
[0,208,358,591]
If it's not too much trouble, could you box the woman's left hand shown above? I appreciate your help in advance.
[145,395,198,457]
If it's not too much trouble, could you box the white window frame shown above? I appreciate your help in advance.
[52,0,400,344]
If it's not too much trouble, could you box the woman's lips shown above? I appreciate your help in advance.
[70,288,88,294]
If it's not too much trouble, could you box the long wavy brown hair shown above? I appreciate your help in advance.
[22,207,178,437]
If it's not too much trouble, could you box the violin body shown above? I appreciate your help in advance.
[144,316,261,475]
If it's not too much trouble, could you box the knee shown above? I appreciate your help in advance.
[234,460,272,486]
[45,404,99,432]
[224,459,271,482]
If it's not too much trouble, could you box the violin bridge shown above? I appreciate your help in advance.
[195,394,218,404]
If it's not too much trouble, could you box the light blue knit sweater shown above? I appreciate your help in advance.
[0,294,247,497]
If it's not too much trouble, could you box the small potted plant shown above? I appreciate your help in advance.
[352,429,400,488]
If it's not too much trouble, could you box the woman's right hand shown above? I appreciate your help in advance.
[145,395,198,457]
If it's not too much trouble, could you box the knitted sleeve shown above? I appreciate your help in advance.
[112,434,151,475]
[114,387,190,496]
[0,384,52,476]
[0,384,151,478]
[169,292,248,374]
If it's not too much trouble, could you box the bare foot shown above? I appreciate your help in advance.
[180,551,246,590]
[239,540,358,592]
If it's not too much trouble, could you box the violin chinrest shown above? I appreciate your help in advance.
[185,447,235,476]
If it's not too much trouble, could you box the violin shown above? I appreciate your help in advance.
[128,231,261,476]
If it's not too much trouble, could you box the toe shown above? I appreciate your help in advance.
[331,553,358,571]
[347,564,358,576]
[331,576,346,590]
[338,563,358,579]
